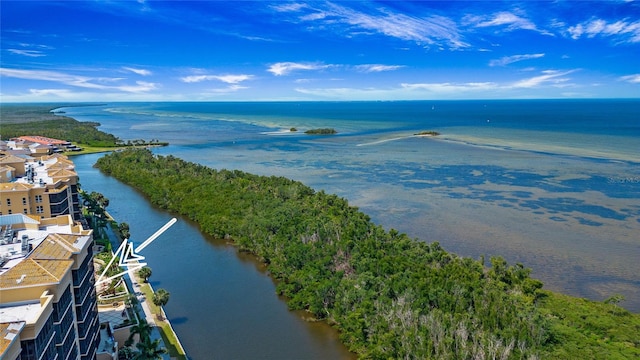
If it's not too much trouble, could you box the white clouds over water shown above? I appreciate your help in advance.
[2,1,639,101]
[0,68,157,92]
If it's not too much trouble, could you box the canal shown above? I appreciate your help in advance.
[73,153,354,360]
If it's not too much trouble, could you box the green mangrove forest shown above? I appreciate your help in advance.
[305,128,338,135]
[95,149,640,359]
[0,104,167,149]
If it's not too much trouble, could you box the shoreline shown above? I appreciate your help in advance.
[103,211,188,359]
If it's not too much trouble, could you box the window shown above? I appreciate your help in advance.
[35,195,43,203]
[22,197,27,205]
[36,206,44,214]
[23,209,28,214]
[5,198,10,206]
[8,210,12,214]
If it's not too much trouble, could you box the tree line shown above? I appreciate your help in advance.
[95,149,640,359]
[0,104,167,148]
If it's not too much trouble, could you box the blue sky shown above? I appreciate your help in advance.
[1,1,639,102]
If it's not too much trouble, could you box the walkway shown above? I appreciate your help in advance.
[103,225,171,359]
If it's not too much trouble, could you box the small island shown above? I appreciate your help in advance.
[290,127,298,132]
[414,131,440,136]
[304,128,337,135]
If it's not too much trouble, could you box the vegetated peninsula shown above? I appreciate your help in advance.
[305,128,337,135]
[415,130,440,136]
[0,104,168,152]
[95,148,640,360]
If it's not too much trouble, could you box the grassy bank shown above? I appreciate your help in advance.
[137,279,187,360]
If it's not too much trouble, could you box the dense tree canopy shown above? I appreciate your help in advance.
[0,105,119,146]
[96,149,640,359]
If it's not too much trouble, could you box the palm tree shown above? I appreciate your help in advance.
[152,289,170,321]
[118,347,135,360]
[152,288,170,308]
[127,319,152,345]
[137,266,152,283]
[119,222,131,240]
[132,338,166,360]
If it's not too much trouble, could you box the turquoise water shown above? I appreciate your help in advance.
[62,100,640,311]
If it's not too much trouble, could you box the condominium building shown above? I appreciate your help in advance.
[0,213,100,360]
[0,153,81,221]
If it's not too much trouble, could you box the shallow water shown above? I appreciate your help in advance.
[63,100,640,313]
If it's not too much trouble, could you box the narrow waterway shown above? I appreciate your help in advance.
[73,153,354,360]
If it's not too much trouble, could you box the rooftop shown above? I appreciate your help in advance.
[0,322,25,355]
[0,301,42,323]
[15,136,69,146]
[0,214,92,277]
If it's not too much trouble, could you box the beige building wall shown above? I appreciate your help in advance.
[0,183,73,218]
[0,155,26,177]
[0,165,14,182]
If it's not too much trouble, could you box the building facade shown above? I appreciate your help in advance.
[0,214,100,360]
[0,154,81,221]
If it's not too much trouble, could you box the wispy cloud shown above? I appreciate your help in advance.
[181,74,253,84]
[401,82,498,92]
[464,11,550,35]
[8,49,46,57]
[354,64,404,73]
[272,2,468,49]
[297,69,579,100]
[271,3,308,13]
[123,67,152,76]
[0,68,157,93]
[567,18,640,43]
[619,74,640,84]
[206,84,249,93]
[511,70,576,88]
[28,89,74,97]
[489,53,545,67]
[268,62,331,76]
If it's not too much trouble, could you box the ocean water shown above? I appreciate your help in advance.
[62,100,640,311]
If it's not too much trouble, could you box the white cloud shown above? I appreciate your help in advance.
[206,85,249,93]
[278,2,468,49]
[180,74,253,83]
[123,67,152,76]
[270,3,308,13]
[489,53,545,67]
[511,70,576,88]
[355,64,404,73]
[619,74,640,83]
[28,89,74,97]
[296,69,580,100]
[8,49,46,57]
[401,82,498,92]
[567,18,640,43]
[296,82,499,100]
[268,62,330,76]
[215,74,254,84]
[0,67,158,93]
[465,11,550,35]
[118,81,158,93]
